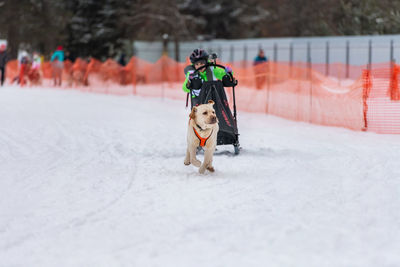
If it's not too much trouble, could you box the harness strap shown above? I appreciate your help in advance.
[193,127,213,147]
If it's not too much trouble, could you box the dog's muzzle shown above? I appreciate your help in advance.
[209,116,217,124]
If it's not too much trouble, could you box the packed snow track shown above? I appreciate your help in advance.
[0,86,399,267]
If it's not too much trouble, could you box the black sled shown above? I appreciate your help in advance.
[185,62,240,155]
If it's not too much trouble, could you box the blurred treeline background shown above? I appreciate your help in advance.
[1,0,399,60]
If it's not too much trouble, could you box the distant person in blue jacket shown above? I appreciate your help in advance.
[253,49,268,89]
[51,45,64,86]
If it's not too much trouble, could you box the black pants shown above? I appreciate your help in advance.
[0,67,5,86]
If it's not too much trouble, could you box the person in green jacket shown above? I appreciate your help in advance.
[183,49,233,104]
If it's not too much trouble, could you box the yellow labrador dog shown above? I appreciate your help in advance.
[184,100,219,174]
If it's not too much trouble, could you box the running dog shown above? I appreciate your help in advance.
[184,100,219,174]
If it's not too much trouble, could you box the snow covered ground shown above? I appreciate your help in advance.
[0,85,400,267]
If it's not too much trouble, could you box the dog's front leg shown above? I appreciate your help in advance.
[199,146,215,174]
[206,157,215,173]
[189,145,201,167]
[184,147,191,165]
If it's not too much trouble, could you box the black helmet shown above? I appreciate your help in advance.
[190,48,209,64]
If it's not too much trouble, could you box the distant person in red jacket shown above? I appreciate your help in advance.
[18,51,31,87]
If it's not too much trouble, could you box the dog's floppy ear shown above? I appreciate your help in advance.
[189,106,197,119]
[208,100,215,105]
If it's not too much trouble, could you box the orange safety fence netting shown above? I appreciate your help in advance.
[224,61,365,131]
[363,65,400,134]
[5,56,400,133]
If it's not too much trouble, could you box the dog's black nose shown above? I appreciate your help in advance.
[211,116,217,123]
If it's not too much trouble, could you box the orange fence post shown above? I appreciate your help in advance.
[362,69,372,131]
[389,63,399,101]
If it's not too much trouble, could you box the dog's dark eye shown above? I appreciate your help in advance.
[203,112,207,115]
[212,111,215,114]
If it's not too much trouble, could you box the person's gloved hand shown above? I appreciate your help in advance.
[188,70,199,81]
[186,80,191,89]
[225,66,232,73]
[186,74,194,87]
[186,71,195,88]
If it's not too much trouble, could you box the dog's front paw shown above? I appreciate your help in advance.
[207,166,215,172]
[184,159,190,165]
[199,166,206,174]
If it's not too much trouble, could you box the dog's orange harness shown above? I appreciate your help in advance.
[189,118,213,147]
[193,127,213,147]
